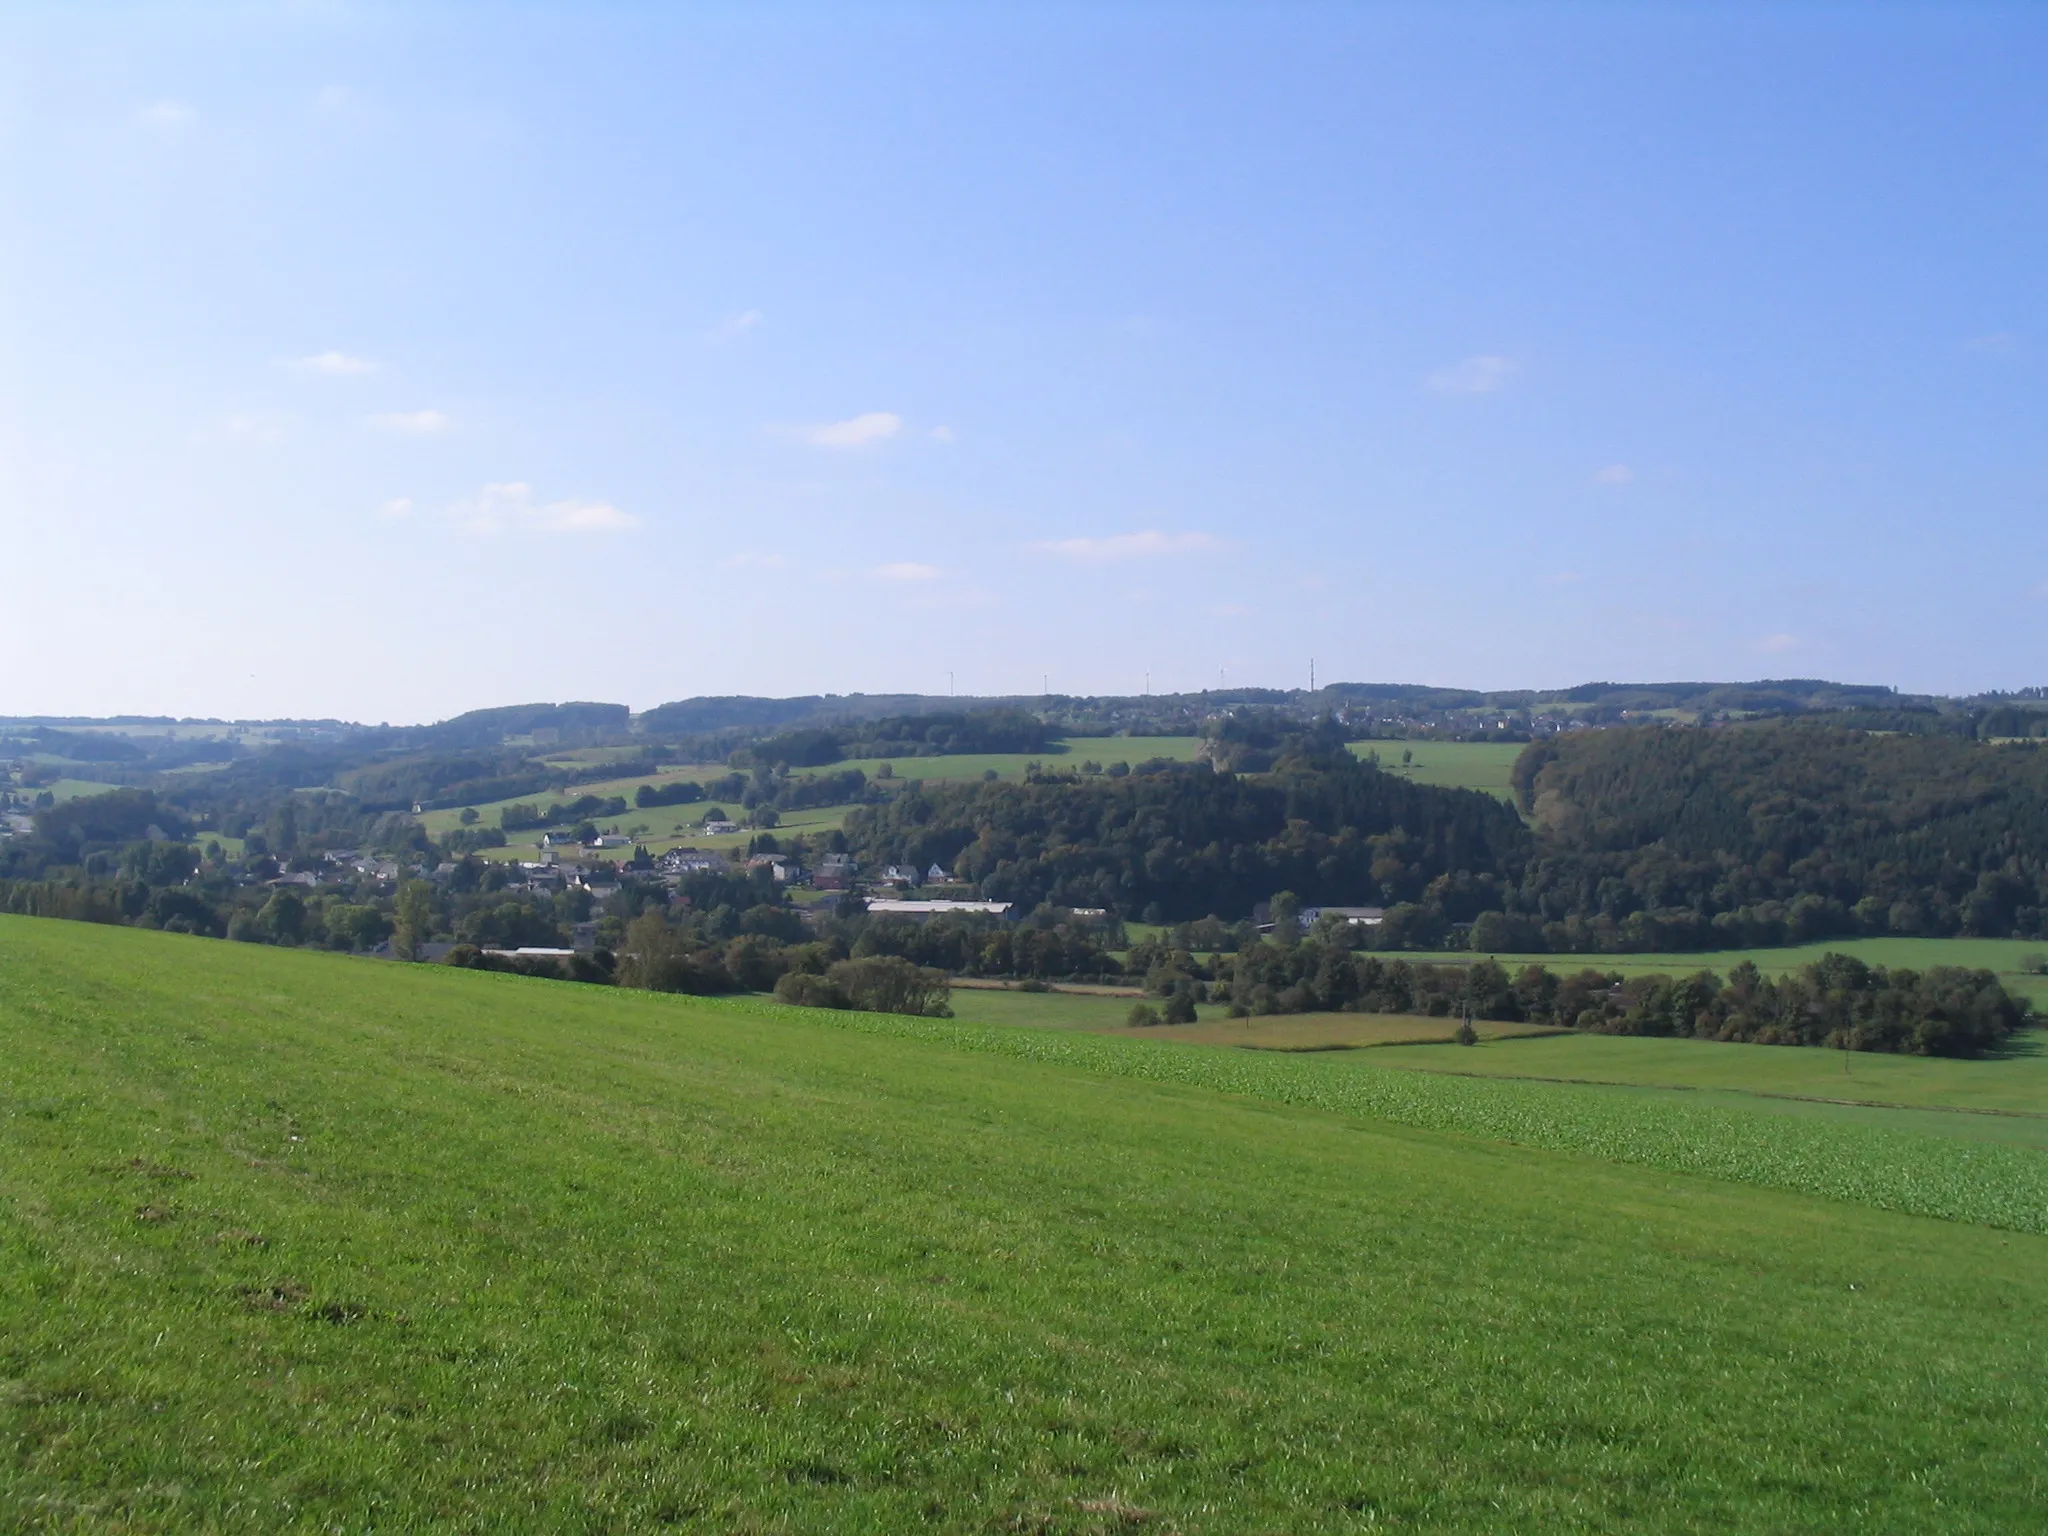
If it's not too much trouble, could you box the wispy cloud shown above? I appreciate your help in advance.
[710,308,763,342]
[1593,464,1634,485]
[1963,331,2023,358]
[1027,530,1226,564]
[1210,603,1255,619]
[378,497,413,520]
[1542,571,1584,586]
[1757,632,1800,654]
[1426,355,1515,395]
[371,409,451,436]
[929,425,957,443]
[138,100,194,129]
[2030,580,2048,601]
[299,350,377,376]
[874,561,942,582]
[454,482,639,536]
[718,551,788,571]
[805,411,901,448]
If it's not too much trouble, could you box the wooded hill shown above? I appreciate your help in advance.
[1509,725,2048,948]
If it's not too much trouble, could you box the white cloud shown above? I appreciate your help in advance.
[1757,632,1800,654]
[313,84,351,113]
[299,350,377,376]
[710,309,763,342]
[805,411,901,448]
[371,409,451,435]
[1026,530,1226,564]
[454,482,639,536]
[718,551,788,570]
[874,561,942,582]
[929,425,957,443]
[139,100,194,129]
[1593,464,1634,485]
[1426,355,1515,395]
[378,497,413,520]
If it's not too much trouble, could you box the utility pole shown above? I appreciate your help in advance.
[1310,658,1316,692]
[948,670,954,697]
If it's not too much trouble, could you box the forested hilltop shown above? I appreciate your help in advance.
[1506,725,2048,949]
[839,725,1526,927]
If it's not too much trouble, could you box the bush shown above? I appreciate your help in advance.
[774,972,849,1009]
[826,955,951,1017]
[1126,1002,1162,1028]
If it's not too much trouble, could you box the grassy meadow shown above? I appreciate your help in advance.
[1347,740,1524,801]
[4,916,2047,1530]
[416,738,1208,850]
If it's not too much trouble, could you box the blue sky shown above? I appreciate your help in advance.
[3,2,2044,723]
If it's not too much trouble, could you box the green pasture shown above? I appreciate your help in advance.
[418,738,1207,843]
[1349,739,1525,801]
[414,763,732,838]
[3,918,2046,1530]
[472,804,858,864]
[33,778,124,803]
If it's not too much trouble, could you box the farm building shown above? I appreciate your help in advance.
[866,899,1015,921]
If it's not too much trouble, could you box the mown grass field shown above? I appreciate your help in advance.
[1347,740,1525,801]
[3,917,2046,1531]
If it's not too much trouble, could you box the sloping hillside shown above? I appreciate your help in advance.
[2,919,2043,1531]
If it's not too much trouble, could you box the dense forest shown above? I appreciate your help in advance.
[1506,725,2048,947]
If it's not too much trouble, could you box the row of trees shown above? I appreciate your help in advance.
[1131,935,2028,1056]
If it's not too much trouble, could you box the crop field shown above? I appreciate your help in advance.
[1364,1028,2048,1112]
[4,918,2047,1530]
[1347,739,1524,800]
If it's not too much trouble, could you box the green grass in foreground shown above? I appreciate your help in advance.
[3,917,2046,1531]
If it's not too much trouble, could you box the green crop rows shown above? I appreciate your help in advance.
[714,998,2048,1234]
